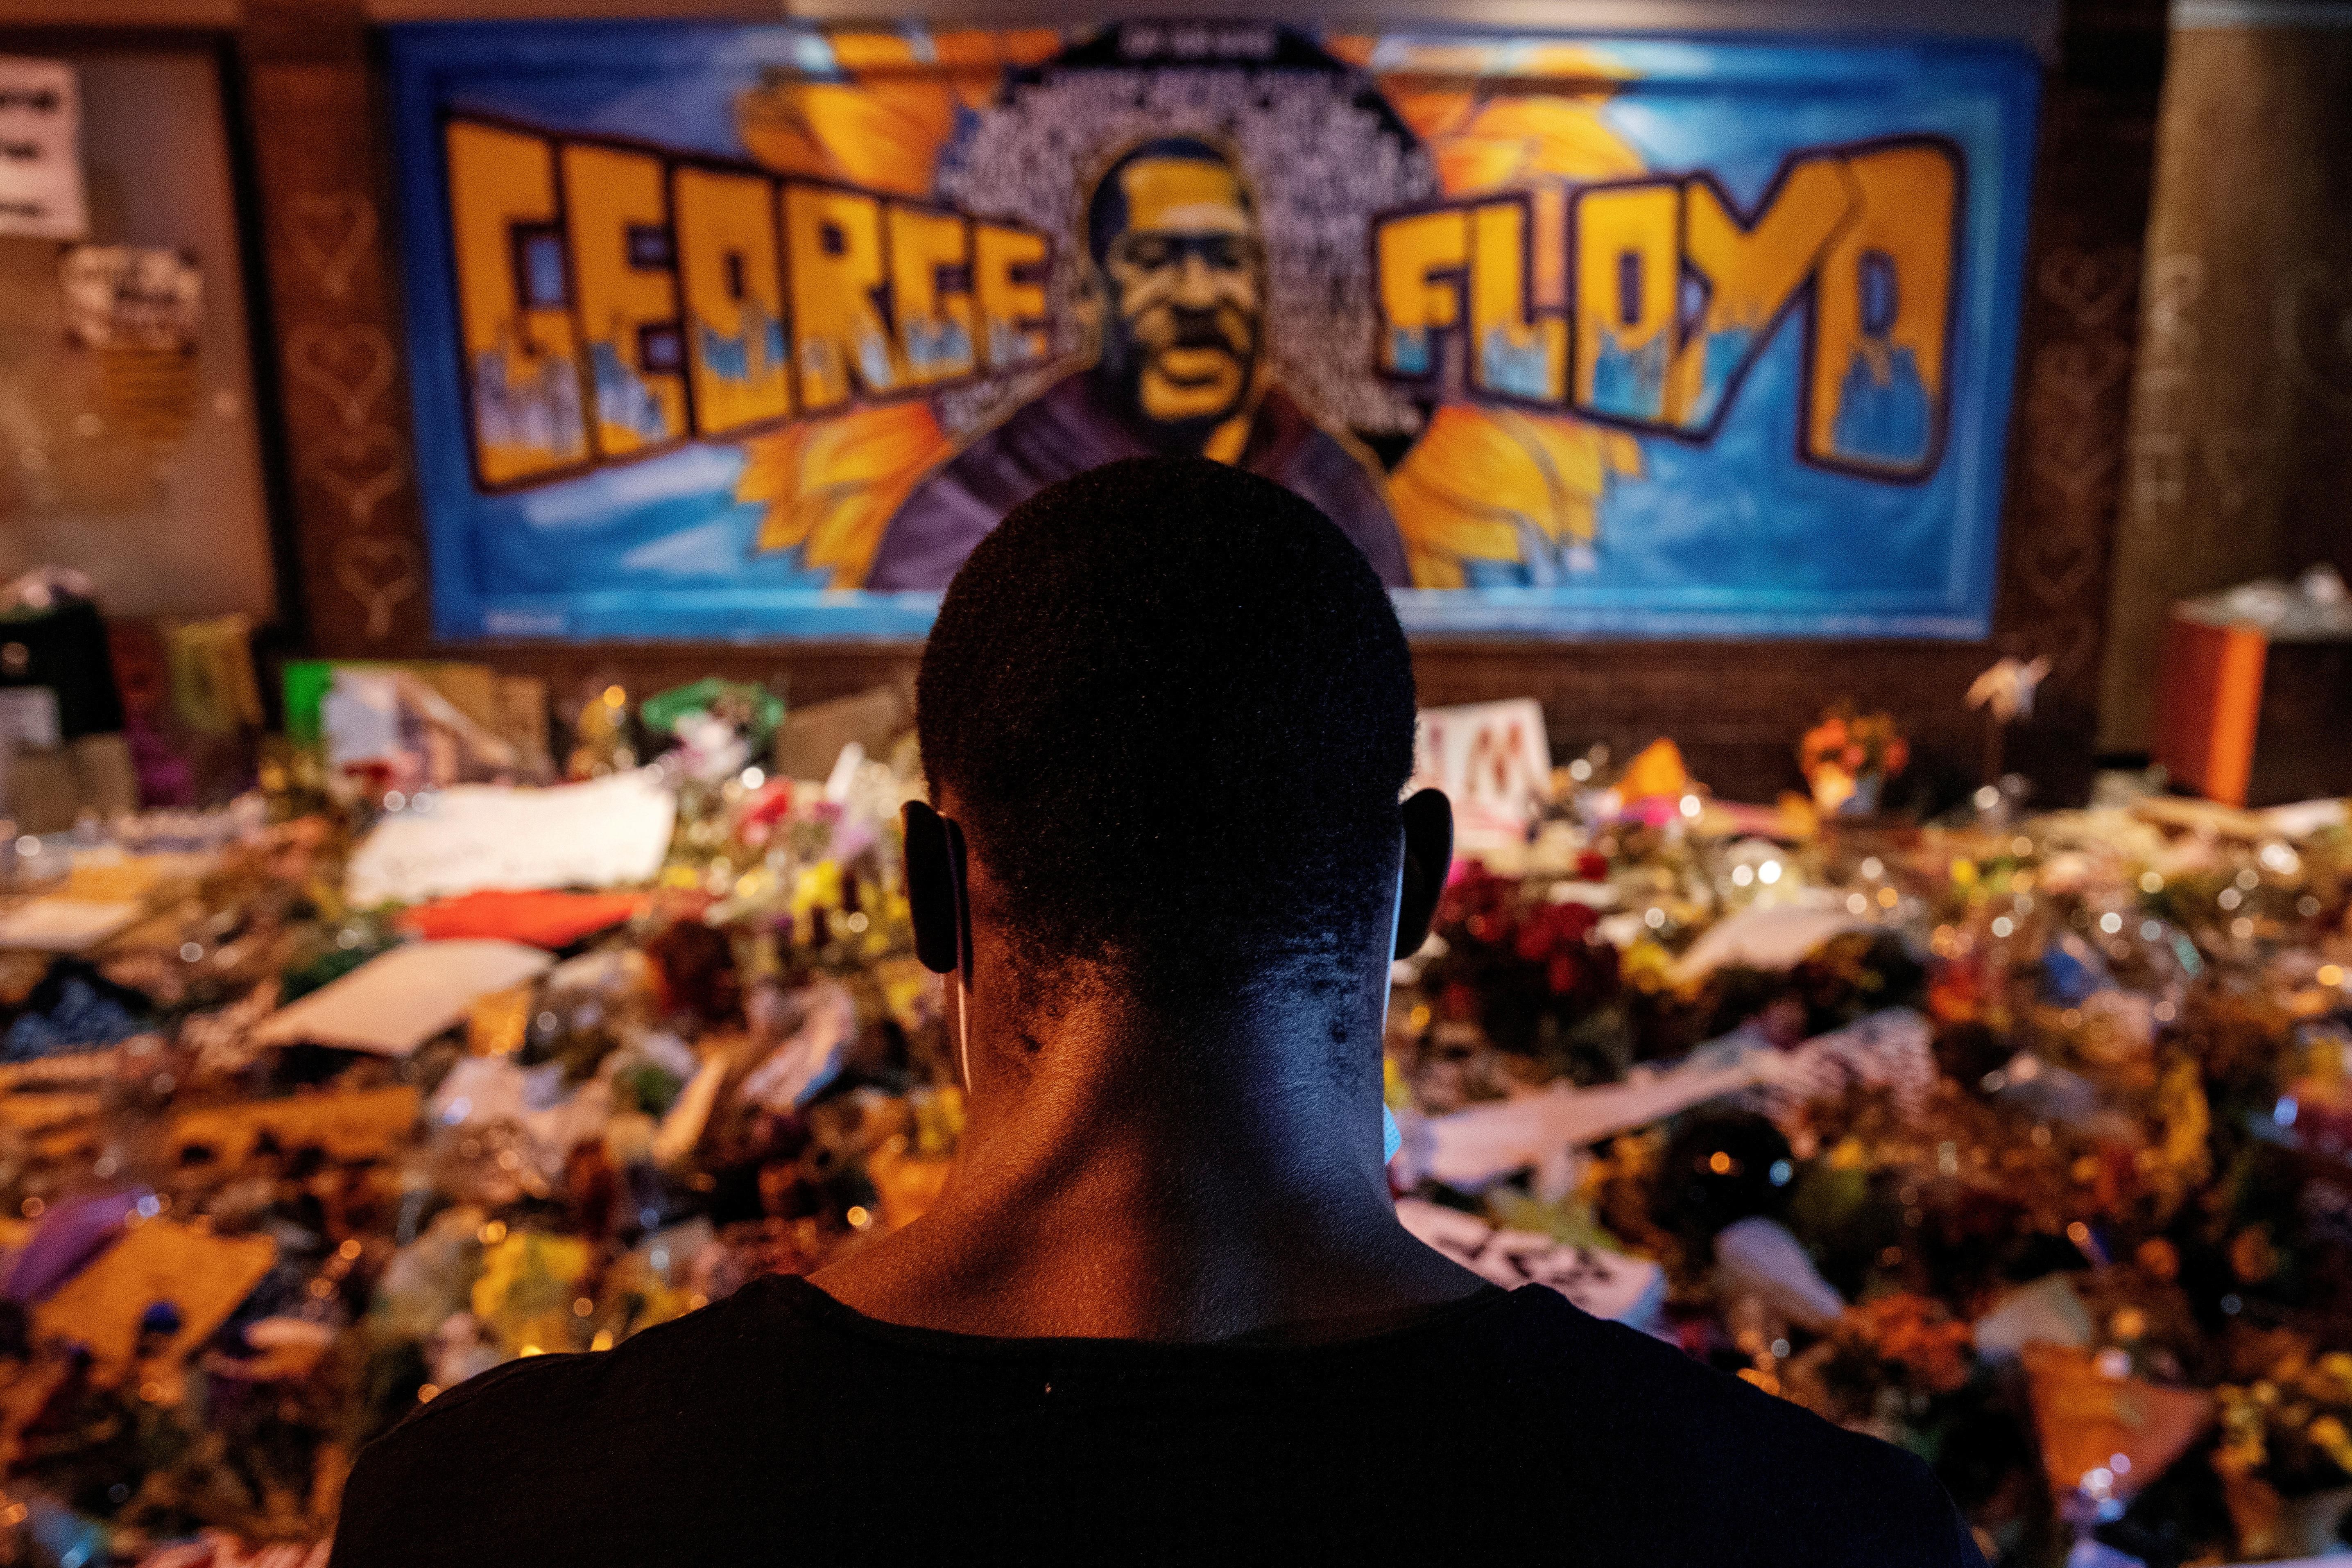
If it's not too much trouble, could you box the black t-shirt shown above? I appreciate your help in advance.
[331,1276,1984,1566]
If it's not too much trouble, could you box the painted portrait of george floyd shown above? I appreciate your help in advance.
[865,135,1410,589]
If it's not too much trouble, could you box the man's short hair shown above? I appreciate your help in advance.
[1085,136,1253,265]
[917,457,1415,1005]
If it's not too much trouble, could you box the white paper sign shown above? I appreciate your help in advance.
[1396,1198,1665,1328]
[0,897,142,952]
[1971,1274,2092,1363]
[1413,1053,1777,1190]
[0,59,84,240]
[345,770,677,907]
[1670,901,1870,984]
[253,939,552,1056]
[1411,699,1552,851]
[1408,1008,1933,1190]
[0,687,60,753]
[1714,1215,1846,1330]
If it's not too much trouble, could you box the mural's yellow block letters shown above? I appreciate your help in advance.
[1571,181,1680,421]
[972,223,1048,372]
[444,121,589,486]
[1471,199,1567,403]
[786,185,898,411]
[1373,136,1960,478]
[561,143,688,457]
[442,115,1051,491]
[672,165,794,437]
[1374,208,1466,381]
[887,206,978,387]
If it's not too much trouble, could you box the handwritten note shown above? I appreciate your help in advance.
[0,59,83,240]
[345,770,676,907]
[1397,1198,1665,1329]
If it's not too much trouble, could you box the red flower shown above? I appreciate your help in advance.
[1547,952,1584,995]
[1553,902,1600,942]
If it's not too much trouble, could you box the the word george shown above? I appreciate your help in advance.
[443,116,1051,489]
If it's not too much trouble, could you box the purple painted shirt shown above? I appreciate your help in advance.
[865,371,1409,590]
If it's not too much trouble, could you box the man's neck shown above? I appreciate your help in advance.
[811,991,1481,1342]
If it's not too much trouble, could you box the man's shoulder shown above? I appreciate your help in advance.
[377,1278,790,1450]
[330,1283,809,1567]
[1467,1291,1979,1564]
[945,373,1125,477]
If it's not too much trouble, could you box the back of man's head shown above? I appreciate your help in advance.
[917,457,1415,1009]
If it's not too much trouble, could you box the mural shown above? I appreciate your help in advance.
[388,22,2038,640]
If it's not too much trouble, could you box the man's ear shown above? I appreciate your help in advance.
[903,800,967,976]
[1395,788,1453,960]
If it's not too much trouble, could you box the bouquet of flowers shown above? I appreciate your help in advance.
[1417,864,1625,1080]
[1799,705,1911,816]
[2213,1346,2352,1556]
[1775,1292,1981,1462]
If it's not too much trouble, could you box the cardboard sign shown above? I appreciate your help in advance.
[0,59,83,240]
[1413,699,1553,851]
[345,770,677,907]
[34,1219,276,1372]
[2021,1343,2213,1506]
[0,897,144,953]
[167,1085,422,1164]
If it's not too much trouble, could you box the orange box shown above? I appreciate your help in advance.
[2155,611,2350,806]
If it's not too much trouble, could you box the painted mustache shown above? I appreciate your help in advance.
[1130,304,1254,359]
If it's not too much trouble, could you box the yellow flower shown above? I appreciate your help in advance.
[790,861,845,944]
[739,404,953,586]
[472,1232,596,1356]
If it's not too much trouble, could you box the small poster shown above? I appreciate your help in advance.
[1413,699,1553,848]
[0,58,84,241]
[60,246,204,352]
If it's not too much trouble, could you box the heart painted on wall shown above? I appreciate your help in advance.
[2038,246,2135,332]
[284,192,378,304]
[331,533,422,643]
[308,427,410,530]
[284,323,394,432]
